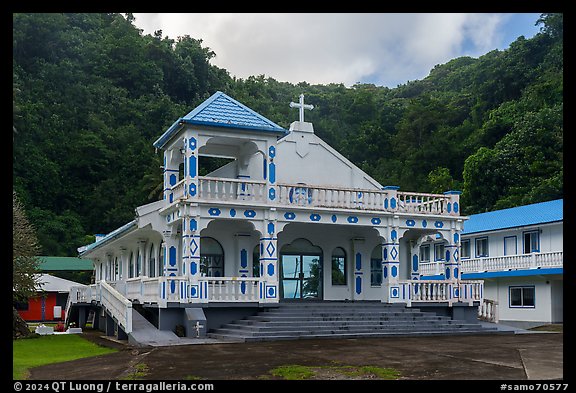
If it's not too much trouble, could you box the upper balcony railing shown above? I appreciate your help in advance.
[171,176,455,216]
[419,251,563,276]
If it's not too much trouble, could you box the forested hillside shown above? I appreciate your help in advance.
[13,13,563,256]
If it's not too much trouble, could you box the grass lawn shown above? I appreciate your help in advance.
[13,334,117,380]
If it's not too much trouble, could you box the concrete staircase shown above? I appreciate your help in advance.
[207,302,501,342]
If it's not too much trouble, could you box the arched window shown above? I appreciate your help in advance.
[331,247,347,285]
[200,237,224,277]
[158,244,165,277]
[149,243,156,278]
[136,249,142,277]
[129,252,134,278]
[370,245,383,286]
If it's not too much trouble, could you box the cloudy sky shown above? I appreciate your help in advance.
[131,13,542,88]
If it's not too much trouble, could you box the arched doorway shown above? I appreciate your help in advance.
[280,238,323,300]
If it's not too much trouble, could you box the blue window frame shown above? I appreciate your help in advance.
[509,286,535,308]
[523,230,540,254]
[420,245,430,262]
[461,239,470,259]
[475,237,489,257]
[504,236,517,256]
[434,243,445,261]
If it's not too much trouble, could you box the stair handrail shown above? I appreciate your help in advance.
[100,280,133,334]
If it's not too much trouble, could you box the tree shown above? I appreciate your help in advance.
[13,191,41,338]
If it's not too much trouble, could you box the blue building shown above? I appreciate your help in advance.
[420,199,563,328]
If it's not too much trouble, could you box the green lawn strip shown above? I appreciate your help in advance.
[13,334,117,380]
[269,364,401,380]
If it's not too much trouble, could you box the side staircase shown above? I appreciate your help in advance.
[207,302,502,342]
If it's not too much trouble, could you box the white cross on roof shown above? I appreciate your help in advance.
[289,94,314,122]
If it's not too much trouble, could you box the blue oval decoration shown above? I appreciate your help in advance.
[454,202,459,213]
[445,250,451,262]
[244,210,256,218]
[454,267,459,279]
[412,255,419,271]
[191,262,197,275]
[391,265,398,277]
[208,207,221,216]
[284,212,296,220]
[189,137,197,150]
[445,268,451,279]
[390,197,397,209]
[267,263,275,276]
[355,253,362,271]
[391,229,397,241]
[331,215,337,223]
[268,145,276,158]
[406,220,415,227]
[347,216,358,223]
[355,276,362,295]
[189,183,197,196]
[392,288,398,297]
[434,221,444,228]
[453,233,459,243]
[371,217,381,225]
[191,286,197,297]
[383,266,388,278]
[310,213,321,221]
[447,202,452,213]
[422,220,427,228]
[268,188,276,200]
[384,198,389,209]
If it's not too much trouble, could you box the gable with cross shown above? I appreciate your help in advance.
[290,94,314,122]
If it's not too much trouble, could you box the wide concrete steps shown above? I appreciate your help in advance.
[207,302,500,342]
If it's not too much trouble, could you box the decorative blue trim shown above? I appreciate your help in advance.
[422,220,427,228]
[229,209,236,217]
[383,186,400,190]
[310,213,321,221]
[244,210,256,218]
[406,220,415,227]
[208,207,221,216]
[268,162,276,184]
[240,249,248,268]
[331,215,337,223]
[284,212,296,220]
[355,253,361,271]
[443,190,462,195]
[347,216,358,223]
[371,217,381,225]
[434,221,444,228]
[269,145,276,158]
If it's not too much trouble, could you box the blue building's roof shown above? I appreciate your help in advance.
[462,199,563,235]
[78,220,137,256]
[153,91,286,149]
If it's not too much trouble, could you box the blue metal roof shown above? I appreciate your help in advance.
[153,91,286,149]
[78,220,137,256]
[462,199,563,235]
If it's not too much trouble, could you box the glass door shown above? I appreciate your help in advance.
[281,254,322,299]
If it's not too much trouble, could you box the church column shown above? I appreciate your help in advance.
[162,235,180,302]
[444,228,462,303]
[138,240,147,277]
[183,215,203,303]
[410,240,420,280]
[381,226,401,303]
[120,248,128,281]
[183,135,198,200]
[351,238,365,300]
[259,219,278,303]
[266,145,277,203]
[163,151,179,203]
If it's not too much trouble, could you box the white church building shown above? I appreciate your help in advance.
[69,91,490,343]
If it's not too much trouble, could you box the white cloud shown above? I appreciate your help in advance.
[132,13,537,88]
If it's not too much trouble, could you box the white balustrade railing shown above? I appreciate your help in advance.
[478,299,499,322]
[125,277,143,300]
[409,280,451,302]
[141,277,161,304]
[419,251,563,277]
[461,251,563,273]
[198,177,266,203]
[397,192,449,215]
[201,277,260,302]
[166,176,458,216]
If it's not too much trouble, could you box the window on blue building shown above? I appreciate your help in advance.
[523,231,540,254]
[461,239,470,259]
[475,237,489,257]
[504,236,517,256]
[510,286,535,307]
[331,247,347,285]
[370,245,382,287]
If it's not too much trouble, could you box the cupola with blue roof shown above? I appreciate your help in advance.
[156,91,286,206]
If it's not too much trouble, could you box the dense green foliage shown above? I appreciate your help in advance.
[13,13,563,256]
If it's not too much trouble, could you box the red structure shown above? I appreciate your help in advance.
[16,274,86,322]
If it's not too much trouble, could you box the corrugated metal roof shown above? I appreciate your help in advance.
[462,199,563,234]
[35,273,86,293]
[153,91,286,149]
[38,256,93,271]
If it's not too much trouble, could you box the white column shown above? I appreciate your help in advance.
[381,226,401,303]
[259,220,278,303]
[120,248,128,281]
[351,238,365,300]
[138,240,147,277]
